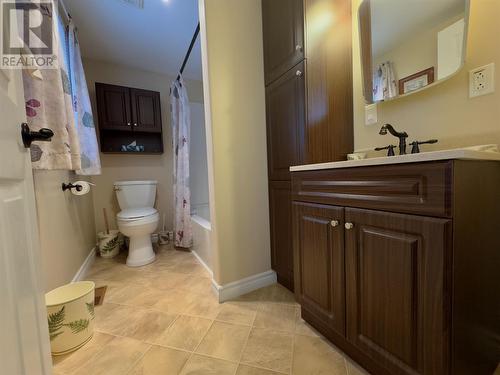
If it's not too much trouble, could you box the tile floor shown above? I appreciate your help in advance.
[52,245,370,375]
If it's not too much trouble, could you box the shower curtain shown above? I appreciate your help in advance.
[68,21,101,175]
[23,10,80,170]
[22,6,100,174]
[170,77,193,249]
[373,61,398,101]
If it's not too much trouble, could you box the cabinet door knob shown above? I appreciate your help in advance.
[133,123,138,127]
[296,70,303,77]
[296,44,302,51]
[127,122,131,126]
[345,223,354,230]
[330,220,339,227]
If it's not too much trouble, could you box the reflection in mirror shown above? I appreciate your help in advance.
[359,0,469,104]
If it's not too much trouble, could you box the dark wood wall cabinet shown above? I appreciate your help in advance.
[95,82,163,154]
[292,160,500,375]
[262,0,353,291]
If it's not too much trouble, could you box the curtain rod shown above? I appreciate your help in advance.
[176,22,200,81]
[59,0,71,24]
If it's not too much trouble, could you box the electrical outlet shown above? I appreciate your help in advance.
[469,63,495,98]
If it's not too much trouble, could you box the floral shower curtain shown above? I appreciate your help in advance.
[22,4,100,174]
[23,9,80,170]
[68,21,101,175]
[170,77,193,249]
[373,61,398,102]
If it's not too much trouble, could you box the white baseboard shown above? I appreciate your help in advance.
[191,250,214,278]
[72,247,96,283]
[212,270,277,303]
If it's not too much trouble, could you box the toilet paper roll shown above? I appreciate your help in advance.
[71,181,92,196]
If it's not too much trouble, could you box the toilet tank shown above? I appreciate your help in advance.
[114,180,157,209]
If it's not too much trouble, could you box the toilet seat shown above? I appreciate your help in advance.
[117,207,158,221]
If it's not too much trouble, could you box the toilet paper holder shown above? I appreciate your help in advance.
[62,182,83,192]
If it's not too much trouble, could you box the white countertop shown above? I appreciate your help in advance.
[290,148,500,172]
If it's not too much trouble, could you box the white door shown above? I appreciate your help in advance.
[0,67,53,373]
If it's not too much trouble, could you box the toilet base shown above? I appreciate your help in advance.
[126,234,156,267]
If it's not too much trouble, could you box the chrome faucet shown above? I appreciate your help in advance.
[379,124,408,155]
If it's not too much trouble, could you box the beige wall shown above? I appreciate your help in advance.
[353,0,500,153]
[202,0,271,285]
[83,59,204,232]
[34,170,96,292]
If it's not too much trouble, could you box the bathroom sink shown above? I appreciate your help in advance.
[290,145,500,172]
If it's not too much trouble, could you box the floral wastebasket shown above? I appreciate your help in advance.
[98,230,121,258]
[45,281,95,356]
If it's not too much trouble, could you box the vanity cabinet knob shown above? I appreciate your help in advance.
[133,123,138,127]
[127,122,131,126]
[330,220,339,227]
[296,70,303,77]
[345,223,354,230]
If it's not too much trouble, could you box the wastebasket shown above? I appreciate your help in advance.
[97,230,121,258]
[45,281,95,355]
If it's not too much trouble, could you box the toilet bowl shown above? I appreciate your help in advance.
[114,180,159,267]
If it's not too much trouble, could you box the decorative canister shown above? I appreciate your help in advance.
[97,229,121,258]
[45,281,95,355]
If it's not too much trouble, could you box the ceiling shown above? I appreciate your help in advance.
[64,0,202,80]
[370,0,466,57]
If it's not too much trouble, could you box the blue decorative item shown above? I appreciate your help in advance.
[121,141,145,152]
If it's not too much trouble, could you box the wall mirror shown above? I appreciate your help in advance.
[359,0,470,104]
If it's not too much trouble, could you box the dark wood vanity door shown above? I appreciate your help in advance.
[262,0,304,85]
[266,61,305,180]
[269,181,294,291]
[95,83,132,131]
[293,202,345,336]
[345,208,451,375]
[130,88,162,133]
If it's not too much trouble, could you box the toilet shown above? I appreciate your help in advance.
[114,180,159,267]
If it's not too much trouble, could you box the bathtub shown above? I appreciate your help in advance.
[191,204,212,273]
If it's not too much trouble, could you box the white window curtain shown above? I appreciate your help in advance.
[170,78,192,249]
[22,2,100,175]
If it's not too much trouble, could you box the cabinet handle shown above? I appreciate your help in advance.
[133,123,138,127]
[296,70,303,77]
[330,220,339,227]
[127,122,131,126]
[295,44,303,51]
[345,222,354,230]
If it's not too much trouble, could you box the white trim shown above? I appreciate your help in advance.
[191,250,213,278]
[212,270,277,303]
[72,247,96,283]
[198,0,220,284]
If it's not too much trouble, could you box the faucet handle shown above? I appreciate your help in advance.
[410,139,438,154]
[375,145,396,157]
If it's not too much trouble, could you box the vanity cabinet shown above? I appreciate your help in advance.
[293,202,345,336]
[95,82,163,154]
[292,160,500,375]
[345,208,450,375]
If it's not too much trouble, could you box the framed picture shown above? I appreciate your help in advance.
[399,67,435,95]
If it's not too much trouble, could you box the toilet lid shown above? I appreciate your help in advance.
[117,207,158,220]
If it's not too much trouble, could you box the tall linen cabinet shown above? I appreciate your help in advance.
[262,0,354,290]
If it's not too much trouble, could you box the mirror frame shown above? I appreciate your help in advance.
[358,0,471,104]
